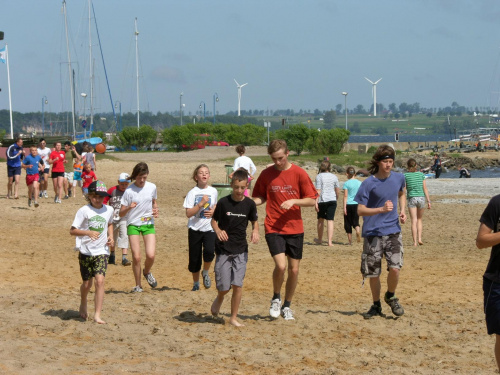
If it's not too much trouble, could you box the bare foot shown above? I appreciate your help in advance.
[418,241,424,246]
[413,243,418,247]
[6,195,11,199]
[79,304,88,321]
[313,238,322,245]
[356,232,361,243]
[211,298,222,317]
[229,318,244,327]
[94,316,106,324]
[327,243,333,247]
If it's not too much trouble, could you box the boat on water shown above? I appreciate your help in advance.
[450,127,500,143]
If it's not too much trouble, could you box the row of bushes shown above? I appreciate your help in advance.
[110,122,350,155]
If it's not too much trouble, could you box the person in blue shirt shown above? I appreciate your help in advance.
[6,137,25,199]
[354,145,407,319]
[22,145,44,207]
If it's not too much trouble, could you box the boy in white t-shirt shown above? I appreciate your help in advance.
[70,180,114,324]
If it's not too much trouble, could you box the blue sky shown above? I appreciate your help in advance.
[2,0,500,116]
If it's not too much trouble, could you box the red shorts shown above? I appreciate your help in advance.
[26,174,40,186]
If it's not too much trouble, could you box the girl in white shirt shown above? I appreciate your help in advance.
[120,162,159,293]
[183,164,218,291]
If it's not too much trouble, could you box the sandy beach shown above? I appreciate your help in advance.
[0,146,498,374]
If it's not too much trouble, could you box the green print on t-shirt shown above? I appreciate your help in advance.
[89,215,107,233]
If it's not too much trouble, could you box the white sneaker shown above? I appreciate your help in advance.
[44,191,48,198]
[131,285,143,293]
[269,298,282,318]
[281,307,295,321]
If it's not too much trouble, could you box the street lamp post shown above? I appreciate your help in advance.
[213,93,219,125]
[81,93,87,137]
[180,92,183,126]
[42,96,48,136]
[341,92,348,130]
[199,101,206,122]
[115,101,122,132]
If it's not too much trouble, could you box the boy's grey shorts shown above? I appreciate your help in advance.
[214,252,248,291]
[408,196,426,209]
[113,220,129,249]
[361,233,403,277]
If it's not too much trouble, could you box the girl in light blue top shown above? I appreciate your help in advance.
[342,166,362,245]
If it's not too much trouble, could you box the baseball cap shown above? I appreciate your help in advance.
[88,180,111,197]
[119,172,131,182]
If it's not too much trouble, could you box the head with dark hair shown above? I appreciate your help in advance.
[368,145,395,175]
[267,139,288,155]
[319,160,331,173]
[235,144,246,155]
[64,141,72,146]
[130,162,149,180]
[346,166,356,178]
[407,158,418,172]
[232,168,249,183]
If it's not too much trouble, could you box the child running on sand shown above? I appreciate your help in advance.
[103,173,132,266]
[343,166,362,245]
[72,159,83,197]
[314,160,340,246]
[81,163,97,196]
[183,164,218,291]
[210,169,259,326]
[22,145,44,208]
[119,162,159,292]
[70,181,114,324]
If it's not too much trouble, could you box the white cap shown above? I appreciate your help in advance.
[119,173,131,182]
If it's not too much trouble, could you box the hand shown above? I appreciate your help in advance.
[344,208,347,216]
[152,207,159,218]
[204,206,215,218]
[200,195,210,206]
[382,200,393,213]
[88,230,100,240]
[107,236,114,247]
[399,212,407,224]
[130,202,138,209]
[216,229,228,242]
[280,199,295,210]
[315,203,319,213]
[250,231,259,244]
[427,202,431,210]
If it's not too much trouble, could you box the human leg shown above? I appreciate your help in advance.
[416,207,424,245]
[326,220,334,246]
[80,279,92,320]
[143,233,156,275]
[33,181,40,206]
[13,174,20,198]
[211,289,229,316]
[57,176,64,201]
[7,175,13,198]
[272,253,287,295]
[315,218,324,244]
[188,229,203,283]
[408,206,418,246]
[201,231,215,288]
[284,257,301,304]
[93,274,106,324]
[229,286,244,326]
[129,234,142,288]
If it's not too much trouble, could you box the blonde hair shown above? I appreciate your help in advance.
[192,164,210,183]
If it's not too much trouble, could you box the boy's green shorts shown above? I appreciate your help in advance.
[127,224,156,236]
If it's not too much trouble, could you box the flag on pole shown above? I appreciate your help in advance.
[0,46,6,64]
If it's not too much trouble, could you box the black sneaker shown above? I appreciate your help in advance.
[384,295,404,316]
[122,257,131,266]
[363,304,382,319]
[108,253,116,265]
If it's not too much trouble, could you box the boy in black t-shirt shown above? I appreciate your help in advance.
[210,169,259,326]
[477,194,500,372]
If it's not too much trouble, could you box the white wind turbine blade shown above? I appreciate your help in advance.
[241,83,248,87]
[374,78,382,84]
[234,79,240,87]
[365,77,375,84]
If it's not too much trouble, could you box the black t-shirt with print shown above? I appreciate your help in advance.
[212,195,258,255]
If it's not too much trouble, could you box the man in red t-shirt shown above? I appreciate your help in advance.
[252,139,317,321]
[49,142,66,203]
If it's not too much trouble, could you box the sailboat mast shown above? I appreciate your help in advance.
[63,0,76,139]
[135,17,140,129]
[88,0,94,135]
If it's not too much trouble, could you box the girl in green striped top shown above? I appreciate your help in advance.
[404,159,431,246]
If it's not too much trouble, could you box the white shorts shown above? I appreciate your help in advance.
[408,196,426,209]
[65,172,74,184]
[113,220,129,249]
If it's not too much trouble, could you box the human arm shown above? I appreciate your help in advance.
[281,197,316,210]
[476,223,500,249]
[119,202,137,217]
[315,190,321,212]
[72,147,82,161]
[211,218,228,242]
[152,198,159,218]
[185,194,210,218]
[398,190,407,224]
[422,180,431,209]
[250,220,259,244]
[358,201,394,217]
[70,226,100,241]
[343,189,348,215]
[252,196,266,206]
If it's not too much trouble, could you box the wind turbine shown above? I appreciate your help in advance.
[234,79,248,116]
[364,77,382,116]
